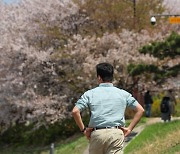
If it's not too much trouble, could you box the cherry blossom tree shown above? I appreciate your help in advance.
[0,0,79,132]
[0,0,179,136]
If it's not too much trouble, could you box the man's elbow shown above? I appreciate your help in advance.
[72,107,80,117]
[139,107,145,117]
[137,104,145,114]
[141,107,145,113]
[141,108,145,116]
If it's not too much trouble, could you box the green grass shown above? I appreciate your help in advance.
[0,133,88,154]
[54,135,88,154]
[163,143,180,154]
[126,116,147,127]
[40,134,88,154]
[124,120,180,154]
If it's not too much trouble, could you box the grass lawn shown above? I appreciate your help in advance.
[53,135,88,154]
[126,116,147,127]
[0,133,88,154]
[33,133,89,154]
[124,120,180,154]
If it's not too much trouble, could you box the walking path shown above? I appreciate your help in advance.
[83,117,180,154]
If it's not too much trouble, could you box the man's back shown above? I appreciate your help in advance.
[83,83,137,128]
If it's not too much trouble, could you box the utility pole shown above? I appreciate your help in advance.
[133,0,136,29]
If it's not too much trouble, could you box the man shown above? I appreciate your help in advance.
[144,90,153,117]
[72,62,144,154]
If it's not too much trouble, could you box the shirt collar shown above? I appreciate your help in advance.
[99,83,113,87]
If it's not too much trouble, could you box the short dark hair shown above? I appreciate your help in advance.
[96,63,114,82]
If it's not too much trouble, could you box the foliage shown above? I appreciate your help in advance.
[149,93,179,117]
[127,64,159,76]
[74,0,164,32]
[140,32,180,60]
[174,98,180,117]
[128,32,180,86]
[151,94,162,117]
[135,0,164,30]
[0,0,80,133]
[0,113,89,146]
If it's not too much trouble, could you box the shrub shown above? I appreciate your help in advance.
[151,96,161,117]
[0,113,90,146]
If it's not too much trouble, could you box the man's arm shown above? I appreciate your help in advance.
[72,106,85,132]
[72,106,93,140]
[122,103,144,137]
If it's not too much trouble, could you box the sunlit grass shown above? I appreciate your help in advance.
[126,116,147,127]
[124,120,180,154]
[54,135,88,154]
[0,133,88,154]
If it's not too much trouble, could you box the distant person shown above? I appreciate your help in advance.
[160,96,171,122]
[165,89,177,115]
[72,62,144,154]
[144,90,153,117]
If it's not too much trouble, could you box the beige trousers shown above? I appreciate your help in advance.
[89,129,124,154]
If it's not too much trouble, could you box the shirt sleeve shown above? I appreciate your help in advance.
[75,91,90,112]
[126,93,138,109]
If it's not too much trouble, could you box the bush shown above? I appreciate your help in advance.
[125,108,136,119]
[151,93,180,117]
[151,96,161,117]
[0,113,90,146]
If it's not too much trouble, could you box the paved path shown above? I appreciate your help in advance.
[83,117,180,154]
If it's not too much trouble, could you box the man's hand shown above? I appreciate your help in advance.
[121,103,144,137]
[84,128,93,140]
[121,127,131,137]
